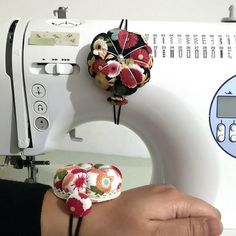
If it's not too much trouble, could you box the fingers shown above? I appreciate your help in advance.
[151,217,223,236]
[177,194,221,219]
[145,185,221,220]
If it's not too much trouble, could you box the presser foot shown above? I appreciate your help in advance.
[0,155,50,183]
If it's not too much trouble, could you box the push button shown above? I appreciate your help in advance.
[33,101,47,114]
[230,134,236,142]
[217,134,225,142]
[230,124,236,131]
[229,123,236,142]
[32,84,46,98]
[216,123,226,142]
[35,117,49,130]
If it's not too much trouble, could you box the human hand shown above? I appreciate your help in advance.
[80,184,223,236]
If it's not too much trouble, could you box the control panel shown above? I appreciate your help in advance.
[209,75,236,158]
[31,83,49,131]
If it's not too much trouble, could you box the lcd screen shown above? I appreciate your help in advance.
[217,96,236,118]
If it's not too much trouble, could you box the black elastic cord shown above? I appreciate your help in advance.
[113,105,117,125]
[117,105,122,125]
[75,217,83,236]
[119,19,124,29]
[125,19,128,30]
[119,19,128,30]
[68,215,83,236]
[69,214,73,236]
[113,105,122,125]
[112,18,128,125]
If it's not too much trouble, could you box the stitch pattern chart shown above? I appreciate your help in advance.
[149,33,235,59]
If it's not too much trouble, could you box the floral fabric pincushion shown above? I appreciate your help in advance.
[87,21,153,106]
[53,163,122,217]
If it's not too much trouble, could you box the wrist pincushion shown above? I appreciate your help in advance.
[53,163,122,217]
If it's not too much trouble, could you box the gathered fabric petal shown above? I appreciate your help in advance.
[118,30,139,50]
[66,192,92,217]
[120,67,137,88]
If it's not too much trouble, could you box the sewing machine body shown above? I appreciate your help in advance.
[0,18,236,233]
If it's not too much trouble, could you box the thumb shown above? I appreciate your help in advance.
[153,217,223,236]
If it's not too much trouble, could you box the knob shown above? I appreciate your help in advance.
[53,7,68,19]
[221,5,236,22]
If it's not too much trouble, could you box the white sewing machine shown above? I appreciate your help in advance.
[0,7,236,235]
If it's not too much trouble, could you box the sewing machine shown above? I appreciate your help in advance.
[0,7,236,234]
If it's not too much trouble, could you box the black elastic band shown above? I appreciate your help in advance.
[68,215,83,236]
[117,105,122,125]
[75,217,83,236]
[113,105,122,125]
[69,214,73,236]
[119,19,128,30]
[113,105,117,125]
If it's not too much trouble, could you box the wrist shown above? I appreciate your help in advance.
[41,190,69,236]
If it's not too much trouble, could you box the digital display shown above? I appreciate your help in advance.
[217,96,236,118]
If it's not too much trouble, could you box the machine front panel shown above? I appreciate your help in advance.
[21,19,236,155]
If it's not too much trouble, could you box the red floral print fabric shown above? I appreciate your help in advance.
[53,163,122,217]
[87,24,153,105]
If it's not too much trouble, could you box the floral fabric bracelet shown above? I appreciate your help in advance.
[53,163,122,235]
[53,163,122,216]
